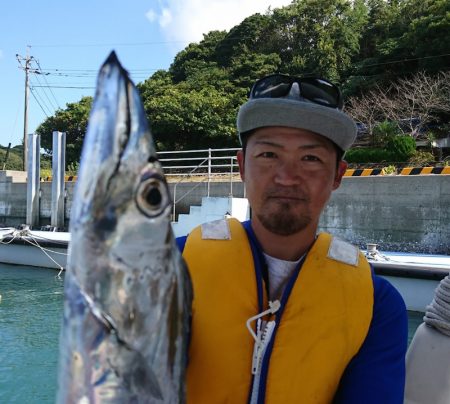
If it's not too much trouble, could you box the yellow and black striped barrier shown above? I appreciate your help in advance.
[41,176,78,182]
[344,166,450,176]
[39,167,449,181]
[344,168,385,177]
[399,166,450,175]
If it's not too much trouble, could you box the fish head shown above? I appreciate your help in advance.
[69,51,174,280]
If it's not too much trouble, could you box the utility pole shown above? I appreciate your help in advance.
[16,46,34,172]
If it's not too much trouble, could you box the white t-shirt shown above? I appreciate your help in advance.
[263,253,304,301]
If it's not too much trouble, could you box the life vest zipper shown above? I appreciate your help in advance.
[248,257,305,404]
[247,301,280,404]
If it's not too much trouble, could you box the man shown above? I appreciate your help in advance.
[178,74,408,403]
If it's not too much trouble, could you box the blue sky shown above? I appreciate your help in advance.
[0,0,292,148]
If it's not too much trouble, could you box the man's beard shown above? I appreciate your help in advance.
[256,188,312,236]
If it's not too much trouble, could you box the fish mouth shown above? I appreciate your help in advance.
[82,51,157,176]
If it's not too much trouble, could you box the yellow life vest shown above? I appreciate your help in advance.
[183,218,373,403]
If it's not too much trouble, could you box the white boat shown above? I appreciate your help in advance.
[0,227,69,271]
[366,247,450,312]
[1,227,449,311]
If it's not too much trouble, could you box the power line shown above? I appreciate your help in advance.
[29,81,54,116]
[32,82,96,86]
[36,52,450,80]
[29,87,50,118]
[359,53,450,69]
[35,59,61,109]
[40,68,159,71]
[31,85,96,89]
[30,72,59,111]
[28,30,279,49]
[38,69,161,75]
[35,71,97,78]
[30,40,188,48]
[8,105,21,146]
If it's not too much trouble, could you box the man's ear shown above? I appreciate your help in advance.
[237,150,245,182]
[333,160,347,190]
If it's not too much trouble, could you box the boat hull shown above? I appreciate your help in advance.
[0,229,69,270]
[0,229,449,312]
[380,275,440,312]
[0,243,67,269]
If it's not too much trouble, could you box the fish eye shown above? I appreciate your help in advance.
[136,176,169,217]
[146,187,162,206]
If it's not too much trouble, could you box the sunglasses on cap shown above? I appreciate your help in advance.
[249,74,343,110]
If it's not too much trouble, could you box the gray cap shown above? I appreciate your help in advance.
[237,96,357,151]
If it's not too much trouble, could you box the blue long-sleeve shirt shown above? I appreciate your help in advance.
[177,220,408,403]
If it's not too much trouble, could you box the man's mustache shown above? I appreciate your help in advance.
[263,186,310,201]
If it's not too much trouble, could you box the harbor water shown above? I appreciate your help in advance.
[0,263,425,403]
[0,264,63,403]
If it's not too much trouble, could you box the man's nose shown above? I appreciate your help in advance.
[274,160,302,185]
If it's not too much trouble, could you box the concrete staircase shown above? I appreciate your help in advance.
[171,196,250,237]
[0,170,27,183]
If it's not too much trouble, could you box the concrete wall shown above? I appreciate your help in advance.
[0,171,28,227]
[320,176,449,254]
[0,171,448,254]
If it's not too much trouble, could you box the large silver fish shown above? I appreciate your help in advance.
[57,51,192,403]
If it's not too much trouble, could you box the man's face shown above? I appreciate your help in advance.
[237,126,347,237]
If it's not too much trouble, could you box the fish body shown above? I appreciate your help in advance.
[57,51,192,403]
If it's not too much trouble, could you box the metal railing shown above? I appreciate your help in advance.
[157,148,243,220]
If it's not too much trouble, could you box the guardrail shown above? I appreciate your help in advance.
[38,147,450,219]
[157,148,241,220]
[159,147,240,181]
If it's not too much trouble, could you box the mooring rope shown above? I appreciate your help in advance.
[0,228,17,244]
[22,236,66,276]
[424,275,450,337]
[0,228,67,278]
[23,237,68,255]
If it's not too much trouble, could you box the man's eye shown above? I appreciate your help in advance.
[303,155,321,162]
[257,151,277,158]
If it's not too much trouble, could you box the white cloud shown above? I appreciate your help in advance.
[159,8,173,28]
[146,0,292,44]
[0,49,3,60]
[145,9,157,22]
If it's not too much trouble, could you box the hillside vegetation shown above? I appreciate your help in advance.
[32,0,449,166]
[0,145,24,171]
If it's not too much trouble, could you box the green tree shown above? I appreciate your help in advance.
[141,81,238,151]
[169,31,228,82]
[398,0,450,72]
[36,96,92,166]
[347,0,450,93]
[373,120,401,146]
[139,64,241,151]
[229,49,281,90]
[0,145,23,170]
[385,135,416,161]
[214,13,274,68]
[270,0,367,80]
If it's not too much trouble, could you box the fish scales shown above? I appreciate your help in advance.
[56,51,192,404]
